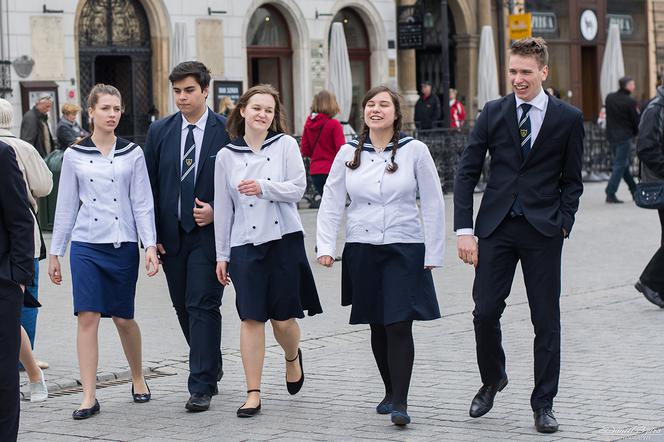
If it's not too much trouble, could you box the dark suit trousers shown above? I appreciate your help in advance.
[640,209,664,293]
[473,216,564,410]
[162,227,223,395]
[0,282,22,441]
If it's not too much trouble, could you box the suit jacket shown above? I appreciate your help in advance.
[0,142,35,288]
[454,92,584,238]
[143,109,230,260]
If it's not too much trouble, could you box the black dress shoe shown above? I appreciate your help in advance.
[132,380,151,403]
[469,377,508,418]
[211,384,219,396]
[185,393,211,412]
[72,399,100,420]
[534,407,559,433]
[635,280,664,308]
[237,389,261,418]
[286,348,304,395]
[606,193,624,203]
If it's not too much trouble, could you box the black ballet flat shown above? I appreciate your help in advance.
[72,399,100,420]
[132,380,151,403]
[286,348,304,395]
[237,389,261,418]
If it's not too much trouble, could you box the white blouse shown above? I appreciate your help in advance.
[50,138,157,256]
[316,135,446,267]
[214,132,306,262]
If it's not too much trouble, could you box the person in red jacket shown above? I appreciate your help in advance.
[449,88,466,129]
[300,90,345,197]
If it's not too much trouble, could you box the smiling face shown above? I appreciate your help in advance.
[89,94,121,134]
[364,91,397,131]
[240,93,276,134]
[508,54,548,102]
[173,75,208,121]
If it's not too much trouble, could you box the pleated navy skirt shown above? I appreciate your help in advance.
[341,242,441,325]
[70,241,139,319]
[229,231,322,322]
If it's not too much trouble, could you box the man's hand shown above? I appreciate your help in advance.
[318,255,334,267]
[157,244,166,256]
[238,179,262,196]
[19,284,25,293]
[457,235,479,268]
[562,227,568,238]
[193,198,214,226]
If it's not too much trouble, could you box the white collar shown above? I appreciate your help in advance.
[515,88,548,112]
[181,108,209,131]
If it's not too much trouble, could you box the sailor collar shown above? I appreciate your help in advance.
[71,137,137,157]
[226,131,284,153]
[348,132,415,152]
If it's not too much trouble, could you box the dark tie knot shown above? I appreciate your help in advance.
[520,103,532,114]
[187,124,196,132]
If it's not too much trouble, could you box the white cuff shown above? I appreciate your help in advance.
[455,228,474,236]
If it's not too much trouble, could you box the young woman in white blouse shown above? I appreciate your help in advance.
[214,84,322,418]
[48,84,159,420]
[316,85,446,426]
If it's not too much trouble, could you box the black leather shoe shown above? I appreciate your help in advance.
[72,399,100,420]
[185,393,211,412]
[286,348,304,395]
[469,377,508,418]
[606,193,624,204]
[132,380,151,403]
[534,407,559,433]
[635,280,664,308]
[237,389,261,418]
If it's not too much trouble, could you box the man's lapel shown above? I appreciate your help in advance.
[168,113,182,177]
[501,94,521,149]
[196,109,219,185]
[522,95,562,168]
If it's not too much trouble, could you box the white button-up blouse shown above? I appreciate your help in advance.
[50,138,157,256]
[316,135,446,267]
[214,132,307,262]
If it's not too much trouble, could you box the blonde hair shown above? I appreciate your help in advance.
[218,96,236,115]
[61,102,81,116]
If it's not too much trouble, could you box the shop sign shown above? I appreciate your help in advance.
[607,14,633,36]
[509,13,532,40]
[397,5,423,50]
[531,12,557,34]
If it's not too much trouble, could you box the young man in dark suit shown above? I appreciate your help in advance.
[454,37,584,433]
[0,141,35,440]
[144,61,230,412]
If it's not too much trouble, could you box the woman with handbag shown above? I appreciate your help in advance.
[300,90,345,198]
[634,86,664,306]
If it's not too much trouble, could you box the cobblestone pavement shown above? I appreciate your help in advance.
[17,183,664,441]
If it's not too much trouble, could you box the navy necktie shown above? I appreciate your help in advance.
[510,103,533,217]
[180,124,196,232]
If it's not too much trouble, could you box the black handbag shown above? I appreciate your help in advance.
[634,181,664,209]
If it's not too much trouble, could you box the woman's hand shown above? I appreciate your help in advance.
[237,179,262,196]
[145,246,160,277]
[216,261,231,286]
[424,265,434,270]
[317,255,334,267]
[48,255,62,285]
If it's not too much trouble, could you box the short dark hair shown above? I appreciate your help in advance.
[510,37,549,68]
[168,61,211,90]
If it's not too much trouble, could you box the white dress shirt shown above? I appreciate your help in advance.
[50,138,157,256]
[214,132,307,262]
[316,135,446,267]
[456,88,549,236]
[178,109,208,218]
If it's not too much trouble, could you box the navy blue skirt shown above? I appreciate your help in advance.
[341,242,441,325]
[229,232,322,322]
[70,241,139,319]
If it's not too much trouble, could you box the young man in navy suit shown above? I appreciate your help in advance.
[0,142,35,440]
[144,61,230,411]
[454,37,584,433]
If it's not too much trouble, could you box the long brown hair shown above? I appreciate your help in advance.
[226,84,288,139]
[346,85,403,173]
[86,83,123,136]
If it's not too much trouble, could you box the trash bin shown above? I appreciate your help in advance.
[38,149,64,231]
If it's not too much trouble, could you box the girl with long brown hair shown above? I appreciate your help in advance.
[316,85,445,426]
[214,84,322,418]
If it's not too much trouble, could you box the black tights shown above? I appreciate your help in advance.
[370,321,414,412]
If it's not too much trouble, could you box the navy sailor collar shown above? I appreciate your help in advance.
[226,130,284,153]
[71,136,137,157]
[348,132,414,152]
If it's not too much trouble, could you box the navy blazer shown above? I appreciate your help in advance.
[143,109,230,260]
[454,93,584,238]
[0,142,35,288]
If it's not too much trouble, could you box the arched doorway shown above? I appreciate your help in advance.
[246,5,294,127]
[331,8,371,131]
[415,0,457,122]
[78,0,153,142]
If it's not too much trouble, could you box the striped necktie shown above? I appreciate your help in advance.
[180,124,196,232]
[519,103,532,159]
